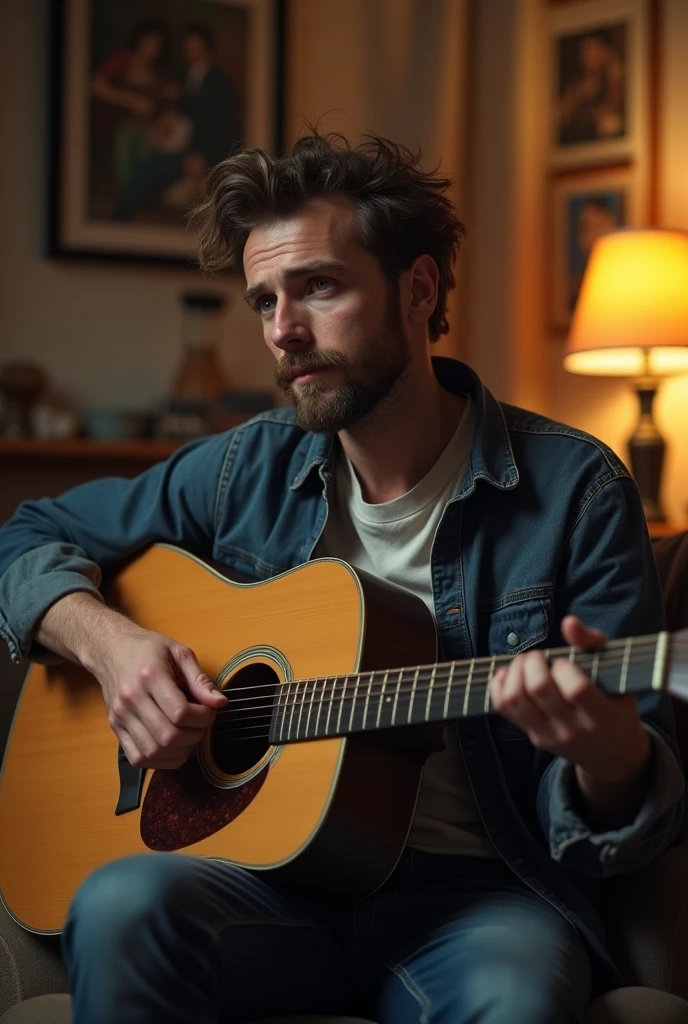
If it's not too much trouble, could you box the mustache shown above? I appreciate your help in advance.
[274,351,349,390]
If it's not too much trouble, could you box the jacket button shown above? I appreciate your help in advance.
[507,632,519,647]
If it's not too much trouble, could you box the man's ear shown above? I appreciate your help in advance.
[406,254,439,325]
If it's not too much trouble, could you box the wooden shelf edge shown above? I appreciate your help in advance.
[0,438,182,460]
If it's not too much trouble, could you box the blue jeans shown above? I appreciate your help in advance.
[62,850,592,1023]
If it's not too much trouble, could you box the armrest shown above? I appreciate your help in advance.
[602,842,688,999]
[0,898,68,1017]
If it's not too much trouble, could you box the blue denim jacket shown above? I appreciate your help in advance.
[0,357,684,991]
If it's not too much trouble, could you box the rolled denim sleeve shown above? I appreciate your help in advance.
[0,431,232,663]
[536,474,685,877]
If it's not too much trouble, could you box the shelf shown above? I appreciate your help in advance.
[0,438,181,461]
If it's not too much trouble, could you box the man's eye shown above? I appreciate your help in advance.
[311,278,332,292]
[259,296,276,313]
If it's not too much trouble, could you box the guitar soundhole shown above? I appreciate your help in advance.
[211,662,280,775]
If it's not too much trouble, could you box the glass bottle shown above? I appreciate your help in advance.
[171,292,229,402]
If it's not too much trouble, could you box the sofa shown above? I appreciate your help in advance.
[1,531,688,1023]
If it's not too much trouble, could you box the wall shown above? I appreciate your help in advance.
[465,0,688,527]
[0,0,468,419]
[285,0,469,359]
[0,1,272,415]
[463,0,548,414]
[546,0,688,526]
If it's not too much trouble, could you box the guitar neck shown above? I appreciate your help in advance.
[270,632,669,744]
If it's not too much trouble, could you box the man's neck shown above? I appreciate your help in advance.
[338,356,466,505]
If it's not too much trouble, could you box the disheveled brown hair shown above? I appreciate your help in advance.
[191,132,465,341]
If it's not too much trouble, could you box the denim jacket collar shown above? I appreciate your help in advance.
[289,356,519,494]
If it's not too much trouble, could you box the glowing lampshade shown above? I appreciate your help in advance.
[564,229,688,377]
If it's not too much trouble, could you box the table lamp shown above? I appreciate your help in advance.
[564,229,688,522]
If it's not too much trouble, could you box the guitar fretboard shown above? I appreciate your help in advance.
[268,633,667,744]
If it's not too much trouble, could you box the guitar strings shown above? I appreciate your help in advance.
[208,653,662,735]
[203,655,667,741]
[210,645,665,717]
[212,658,660,724]
[212,660,668,742]
[212,668,659,728]
[200,634,677,701]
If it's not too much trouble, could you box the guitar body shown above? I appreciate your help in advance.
[0,546,438,934]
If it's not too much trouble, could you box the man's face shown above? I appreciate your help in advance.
[243,197,410,433]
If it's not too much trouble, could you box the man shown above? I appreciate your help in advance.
[114,23,240,220]
[0,133,684,1024]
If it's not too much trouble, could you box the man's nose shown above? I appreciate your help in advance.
[270,300,312,352]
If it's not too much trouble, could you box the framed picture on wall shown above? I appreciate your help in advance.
[549,165,642,331]
[547,0,651,168]
[48,0,285,265]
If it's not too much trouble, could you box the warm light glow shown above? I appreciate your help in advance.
[564,230,688,378]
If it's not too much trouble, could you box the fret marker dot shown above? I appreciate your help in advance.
[385,696,392,703]
[507,632,519,647]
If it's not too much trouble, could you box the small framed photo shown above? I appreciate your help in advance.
[48,0,285,265]
[549,165,642,331]
[548,0,650,168]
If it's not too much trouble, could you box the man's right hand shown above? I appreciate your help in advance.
[36,592,227,769]
[95,629,227,770]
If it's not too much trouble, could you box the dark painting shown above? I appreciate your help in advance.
[50,0,282,262]
[556,22,627,147]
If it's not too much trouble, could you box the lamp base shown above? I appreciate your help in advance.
[627,381,666,523]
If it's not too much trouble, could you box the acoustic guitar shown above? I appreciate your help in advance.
[0,544,686,934]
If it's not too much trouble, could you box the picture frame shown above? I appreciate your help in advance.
[547,0,650,169]
[47,0,286,265]
[549,164,642,332]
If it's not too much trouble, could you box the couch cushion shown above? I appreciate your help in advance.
[585,986,688,1023]
[0,999,376,1024]
[0,996,71,1023]
[653,531,688,792]
[5,991,688,1024]
[653,531,688,635]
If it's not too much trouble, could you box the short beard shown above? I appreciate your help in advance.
[274,294,410,434]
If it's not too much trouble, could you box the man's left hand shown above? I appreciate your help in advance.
[490,615,651,785]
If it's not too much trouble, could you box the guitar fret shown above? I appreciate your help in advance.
[652,632,669,691]
[303,677,317,740]
[276,681,288,742]
[591,650,600,685]
[619,637,632,694]
[407,667,420,724]
[295,680,307,739]
[336,676,348,735]
[313,677,325,738]
[287,680,299,741]
[276,680,286,742]
[324,676,336,736]
[483,656,496,714]
[391,669,403,725]
[462,661,474,718]
[443,663,455,720]
[362,671,374,731]
[348,671,361,733]
[376,670,390,729]
[425,665,437,722]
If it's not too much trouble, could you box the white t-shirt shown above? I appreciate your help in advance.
[314,397,497,857]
